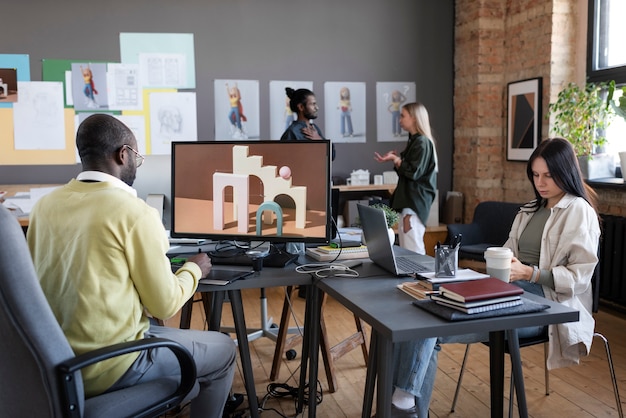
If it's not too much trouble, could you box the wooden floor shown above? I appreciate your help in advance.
[164,286,626,418]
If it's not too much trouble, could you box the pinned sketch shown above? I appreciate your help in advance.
[119,32,196,89]
[269,80,314,140]
[376,82,416,142]
[139,53,187,89]
[107,63,141,110]
[13,81,65,150]
[149,91,197,154]
[324,81,366,143]
[214,79,260,141]
[71,63,109,111]
[114,114,147,155]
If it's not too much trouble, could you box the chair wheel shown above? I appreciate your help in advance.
[286,349,297,360]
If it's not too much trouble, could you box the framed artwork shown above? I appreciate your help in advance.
[507,77,542,161]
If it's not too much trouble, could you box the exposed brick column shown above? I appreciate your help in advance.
[454,0,507,221]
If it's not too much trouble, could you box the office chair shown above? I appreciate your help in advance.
[446,201,522,262]
[451,251,623,418]
[0,205,197,418]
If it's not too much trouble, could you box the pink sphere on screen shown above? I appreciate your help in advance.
[279,166,291,179]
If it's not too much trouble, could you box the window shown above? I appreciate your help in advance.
[588,0,626,83]
[587,0,626,171]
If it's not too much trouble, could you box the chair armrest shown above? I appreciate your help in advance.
[57,338,196,418]
[446,223,482,245]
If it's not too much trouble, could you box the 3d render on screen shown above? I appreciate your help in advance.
[171,140,331,243]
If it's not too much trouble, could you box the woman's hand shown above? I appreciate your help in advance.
[374,151,398,163]
[509,256,533,282]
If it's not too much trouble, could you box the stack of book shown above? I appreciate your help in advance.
[397,281,438,300]
[305,244,369,262]
[430,277,524,314]
[415,269,490,291]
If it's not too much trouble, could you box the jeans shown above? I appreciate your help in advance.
[393,281,545,415]
[393,337,440,417]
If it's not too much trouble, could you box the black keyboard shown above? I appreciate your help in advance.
[210,251,298,268]
[396,257,430,273]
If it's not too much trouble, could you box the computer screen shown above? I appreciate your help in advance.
[171,140,332,244]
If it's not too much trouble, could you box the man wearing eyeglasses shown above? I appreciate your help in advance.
[27,113,236,418]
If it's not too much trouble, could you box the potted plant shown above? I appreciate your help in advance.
[356,203,399,245]
[371,202,399,228]
[371,203,399,245]
[547,81,615,179]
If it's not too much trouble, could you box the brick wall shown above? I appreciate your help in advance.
[454,0,626,220]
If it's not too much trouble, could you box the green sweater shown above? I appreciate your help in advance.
[389,133,437,224]
[27,179,200,396]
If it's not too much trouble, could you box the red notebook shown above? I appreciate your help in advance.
[439,277,524,303]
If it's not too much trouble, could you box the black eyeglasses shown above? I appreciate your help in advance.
[123,145,144,168]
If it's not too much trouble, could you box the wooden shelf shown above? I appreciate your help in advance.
[333,184,396,193]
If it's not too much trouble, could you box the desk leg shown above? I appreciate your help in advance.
[376,334,393,418]
[489,331,505,418]
[507,329,528,418]
[228,289,260,418]
[179,296,194,329]
[208,291,225,332]
[297,286,312,413]
[298,285,322,417]
[362,331,378,418]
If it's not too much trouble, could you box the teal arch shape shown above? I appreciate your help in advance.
[256,201,283,236]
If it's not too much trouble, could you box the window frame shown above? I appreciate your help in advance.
[586,0,626,84]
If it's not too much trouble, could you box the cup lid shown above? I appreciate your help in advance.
[484,247,513,258]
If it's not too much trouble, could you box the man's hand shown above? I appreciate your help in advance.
[301,124,322,140]
[186,253,212,277]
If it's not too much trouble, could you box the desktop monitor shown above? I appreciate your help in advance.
[132,154,172,230]
[171,140,332,244]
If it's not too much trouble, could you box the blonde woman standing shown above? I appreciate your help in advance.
[375,102,438,255]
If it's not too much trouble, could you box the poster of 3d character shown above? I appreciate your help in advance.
[214,79,259,140]
[376,82,416,142]
[324,81,366,143]
[71,63,110,111]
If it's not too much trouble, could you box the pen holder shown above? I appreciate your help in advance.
[435,245,458,277]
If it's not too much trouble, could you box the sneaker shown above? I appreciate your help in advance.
[372,404,419,418]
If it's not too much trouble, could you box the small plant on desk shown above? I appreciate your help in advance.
[370,203,399,228]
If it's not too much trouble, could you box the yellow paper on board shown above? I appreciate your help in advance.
[122,88,176,155]
[0,108,76,165]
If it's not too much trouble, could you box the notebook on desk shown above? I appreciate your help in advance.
[357,204,435,276]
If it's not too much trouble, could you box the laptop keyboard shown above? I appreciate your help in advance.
[395,256,430,273]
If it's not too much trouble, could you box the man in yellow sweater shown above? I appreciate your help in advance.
[27,113,236,418]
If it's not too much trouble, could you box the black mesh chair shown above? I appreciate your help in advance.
[447,201,522,262]
[0,205,197,417]
[451,252,623,418]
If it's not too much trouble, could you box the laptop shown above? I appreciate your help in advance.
[357,203,435,276]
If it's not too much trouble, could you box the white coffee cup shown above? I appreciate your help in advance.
[374,175,383,185]
[484,247,513,282]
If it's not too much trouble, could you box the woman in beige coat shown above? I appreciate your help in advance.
[504,137,600,368]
